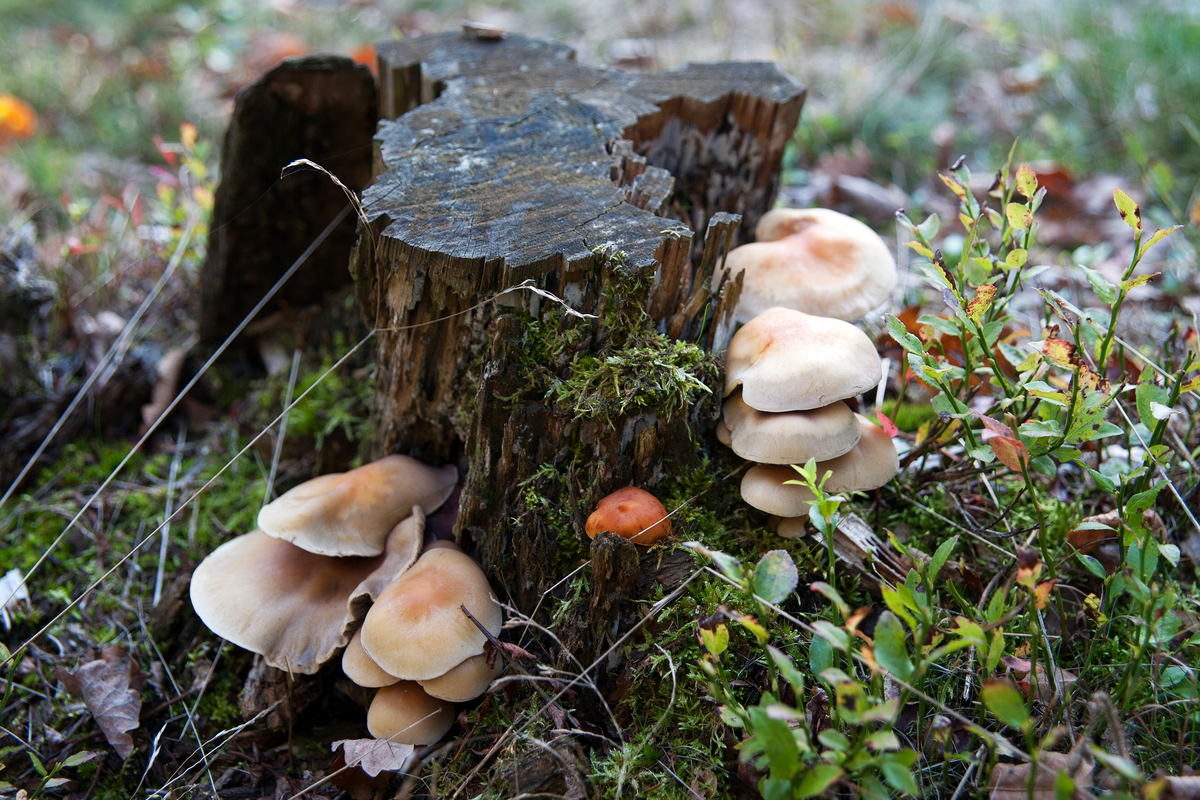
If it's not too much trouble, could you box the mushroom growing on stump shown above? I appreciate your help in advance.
[367,681,456,746]
[723,307,882,412]
[360,541,502,683]
[717,309,893,530]
[721,394,861,465]
[258,454,458,557]
[715,207,897,324]
[189,511,424,674]
[739,415,899,529]
[585,486,672,545]
[342,629,400,688]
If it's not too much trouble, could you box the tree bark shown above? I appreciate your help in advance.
[352,29,804,665]
[200,56,376,347]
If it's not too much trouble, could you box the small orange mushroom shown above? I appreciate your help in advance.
[585,486,671,545]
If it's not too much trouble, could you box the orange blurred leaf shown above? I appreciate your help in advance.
[0,94,37,143]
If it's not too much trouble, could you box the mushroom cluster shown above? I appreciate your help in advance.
[717,307,898,533]
[715,207,897,324]
[190,455,501,747]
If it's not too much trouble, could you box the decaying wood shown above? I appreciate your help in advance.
[352,30,803,666]
[200,56,376,347]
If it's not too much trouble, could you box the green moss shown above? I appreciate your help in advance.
[876,399,937,432]
[502,250,719,424]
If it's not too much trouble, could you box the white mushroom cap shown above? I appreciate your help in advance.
[360,546,502,681]
[343,629,399,688]
[721,393,860,464]
[258,455,457,557]
[716,207,897,323]
[189,513,423,674]
[418,653,501,702]
[724,307,882,412]
[367,681,455,745]
[739,416,898,516]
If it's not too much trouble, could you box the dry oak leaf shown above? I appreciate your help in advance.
[52,647,143,759]
[333,738,415,777]
[989,752,1092,799]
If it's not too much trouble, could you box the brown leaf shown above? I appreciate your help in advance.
[989,752,1092,799]
[333,738,415,778]
[56,648,143,759]
[1145,775,1200,799]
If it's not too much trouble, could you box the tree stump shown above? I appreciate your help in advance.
[351,30,804,665]
[200,56,376,347]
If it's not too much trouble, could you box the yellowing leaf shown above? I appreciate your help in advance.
[1041,337,1077,369]
[1120,272,1158,291]
[905,240,934,259]
[1032,580,1058,610]
[940,173,967,200]
[1006,203,1033,230]
[1143,225,1181,253]
[1015,164,1038,199]
[1114,187,1142,234]
[967,284,997,321]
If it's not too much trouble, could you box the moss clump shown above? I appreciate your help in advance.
[505,250,718,423]
[549,339,713,421]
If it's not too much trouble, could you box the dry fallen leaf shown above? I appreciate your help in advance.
[989,752,1092,799]
[333,738,415,777]
[1145,775,1200,799]
[1000,656,1077,706]
[52,647,143,759]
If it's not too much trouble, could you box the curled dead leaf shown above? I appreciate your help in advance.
[52,647,143,759]
[333,738,415,777]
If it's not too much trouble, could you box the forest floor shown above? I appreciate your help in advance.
[2,1,1199,798]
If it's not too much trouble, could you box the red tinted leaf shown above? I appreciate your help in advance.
[990,436,1028,472]
[874,409,899,438]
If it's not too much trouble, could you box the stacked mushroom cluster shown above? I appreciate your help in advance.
[717,307,898,534]
[190,455,502,746]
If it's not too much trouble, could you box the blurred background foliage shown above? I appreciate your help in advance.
[1,0,1199,226]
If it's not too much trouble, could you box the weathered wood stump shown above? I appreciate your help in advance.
[351,30,804,667]
[200,56,376,346]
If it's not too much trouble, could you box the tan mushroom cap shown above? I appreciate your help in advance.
[419,653,501,702]
[343,629,399,688]
[367,681,455,745]
[360,546,502,681]
[258,454,458,556]
[739,416,898,516]
[741,465,815,517]
[189,513,423,674]
[724,307,882,412]
[717,207,897,323]
[721,393,860,464]
[815,414,900,492]
[585,486,672,545]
